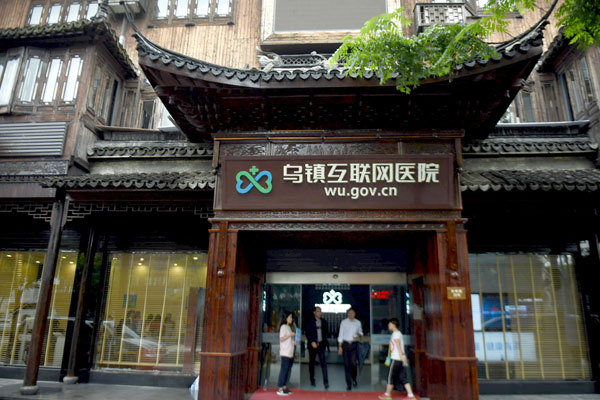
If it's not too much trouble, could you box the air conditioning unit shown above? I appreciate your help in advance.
[107,0,148,14]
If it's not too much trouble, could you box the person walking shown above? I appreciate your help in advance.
[277,311,296,396]
[378,317,415,400]
[305,306,329,388]
[337,307,363,391]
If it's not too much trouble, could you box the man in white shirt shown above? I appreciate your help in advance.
[337,307,363,391]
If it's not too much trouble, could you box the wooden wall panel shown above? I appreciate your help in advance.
[120,0,262,69]
[0,0,29,29]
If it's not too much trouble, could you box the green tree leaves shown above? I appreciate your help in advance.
[330,8,498,93]
[557,0,600,48]
[330,0,598,93]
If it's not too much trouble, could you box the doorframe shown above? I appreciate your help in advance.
[266,272,408,285]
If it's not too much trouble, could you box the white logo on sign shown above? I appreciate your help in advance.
[323,289,342,305]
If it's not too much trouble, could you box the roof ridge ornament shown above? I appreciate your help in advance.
[256,47,339,73]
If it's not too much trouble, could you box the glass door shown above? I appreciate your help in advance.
[370,284,412,389]
[259,284,301,390]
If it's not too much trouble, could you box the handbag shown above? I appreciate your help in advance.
[384,344,392,367]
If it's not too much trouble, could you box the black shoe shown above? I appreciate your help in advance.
[346,387,352,391]
[324,383,329,389]
[310,382,316,387]
[352,380,358,388]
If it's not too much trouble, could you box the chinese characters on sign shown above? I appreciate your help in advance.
[282,162,440,184]
[220,155,455,211]
[447,287,466,300]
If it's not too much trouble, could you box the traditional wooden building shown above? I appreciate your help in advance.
[0,0,599,399]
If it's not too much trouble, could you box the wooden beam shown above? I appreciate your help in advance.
[21,194,68,395]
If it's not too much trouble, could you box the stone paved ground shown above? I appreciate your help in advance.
[0,379,599,400]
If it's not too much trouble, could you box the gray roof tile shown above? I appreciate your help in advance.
[44,172,216,190]
[460,169,600,192]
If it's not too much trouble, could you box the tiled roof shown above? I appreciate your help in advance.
[44,172,216,190]
[462,138,598,155]
[131,14,547,141]
[491,121,590,137]
[0,175,49,183]
[460,169,600,192]
[0,18,137,77]
[537,27,567,72]
[134,20,547,86]
[88,143,213,159]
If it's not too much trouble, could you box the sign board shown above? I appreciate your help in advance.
[447,287,466,300]
[219,155,456,210]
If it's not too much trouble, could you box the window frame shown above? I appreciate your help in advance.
[541,80,561,121]
[61,52,84,104]
[17,49,45,105]
[521,91,535,123]
[152,0,234,26]
[139,99,156,129]
[26,0,99,27]
[6,47,85,114]
[0,47,25,114]
[579,56,596,103]
[118,82,140,127]
[26,1,47,26]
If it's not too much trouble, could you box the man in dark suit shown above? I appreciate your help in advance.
[305,306,329,388]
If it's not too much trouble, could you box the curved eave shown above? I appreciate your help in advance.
[134,22,546,142]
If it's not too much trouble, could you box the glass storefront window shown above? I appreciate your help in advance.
[0,250,77,367]
[94,252,207,373]
[469,253,591,380]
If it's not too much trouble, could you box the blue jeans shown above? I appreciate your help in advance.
[277,356,294,388]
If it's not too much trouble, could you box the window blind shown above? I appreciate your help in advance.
[469,253,591,380]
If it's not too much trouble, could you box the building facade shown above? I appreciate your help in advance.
[0,0,599,399]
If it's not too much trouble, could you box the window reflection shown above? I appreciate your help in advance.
[470,253,591,380]
[95,252,207,372]
[0,251,77,367]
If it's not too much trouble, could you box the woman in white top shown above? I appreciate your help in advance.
[379,317,415,400]
[277,311,296,396]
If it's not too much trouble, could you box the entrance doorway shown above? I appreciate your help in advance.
[259,272,411,392]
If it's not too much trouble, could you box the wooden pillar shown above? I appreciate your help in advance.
[182,287,201,374]
[246,275,262,392]
[64,227,97,384]
[423,221,479,400]
[198,221,249,400]
[21,195,68,395]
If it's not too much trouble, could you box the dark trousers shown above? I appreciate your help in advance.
[342,341,358,388]
[277,356,294,388]
[308,341,328,384]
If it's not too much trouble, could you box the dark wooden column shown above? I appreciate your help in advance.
[198,221,250,400]
[423,221,479,400]
[21,195,68,395]
[64,227,97,384]
[246,275,262,393]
